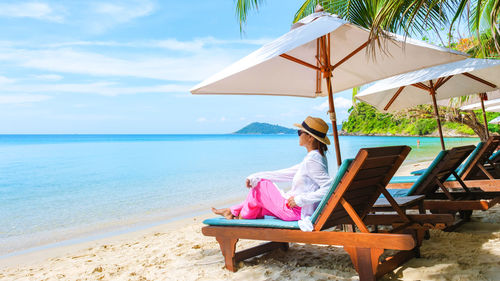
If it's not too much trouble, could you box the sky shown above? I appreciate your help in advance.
[0,1,374,133]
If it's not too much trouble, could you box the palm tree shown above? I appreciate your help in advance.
[235,0,500,54]
[234,0,499,140]
[236,1,451,45]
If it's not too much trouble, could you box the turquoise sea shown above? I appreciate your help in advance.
[0,134,479,256]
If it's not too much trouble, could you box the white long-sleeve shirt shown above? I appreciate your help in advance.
[246,150,333,231]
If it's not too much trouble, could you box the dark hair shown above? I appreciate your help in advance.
[312,138,328,157]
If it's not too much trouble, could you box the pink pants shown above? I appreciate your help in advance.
[230,179,302,221]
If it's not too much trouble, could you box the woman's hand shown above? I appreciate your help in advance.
[287,196,297,208]
[245,179,252,188]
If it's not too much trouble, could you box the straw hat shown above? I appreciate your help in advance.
[294,116,330,145]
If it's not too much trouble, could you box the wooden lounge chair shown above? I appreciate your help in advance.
[459,135,500,180]
[202,146,454,281]
[386,145,500,229]
[411,136,500,190]
[488,148,500,166]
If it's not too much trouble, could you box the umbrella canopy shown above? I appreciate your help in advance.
[357,58,500,149]
[191,13,465,97]
[436,89,500,108]
[437,90,500,139]
[190,11,467,165]
[459,90,500,110]
[357,59,500,112]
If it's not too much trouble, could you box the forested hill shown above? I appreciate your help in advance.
[341,102,495,136]
[234,122,296,134]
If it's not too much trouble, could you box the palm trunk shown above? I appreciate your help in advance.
[443,110,488,141]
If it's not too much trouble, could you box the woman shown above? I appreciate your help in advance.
[212,116,333,231]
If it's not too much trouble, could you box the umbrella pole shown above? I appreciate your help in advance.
[480,93,490,138]
[429,84,446,150]
[320,34,342,167]
[326,75,342,166]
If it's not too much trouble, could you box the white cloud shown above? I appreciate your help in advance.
[0,2,64,22]
[220,117,226,122]
[0,76,15,84]
[0,82,191,96]
[94,2,154,22]
[196,117,207,122]
[155,39,206,52]
[50,113,131,121]
[43,37,272,51]
[154,37,272,51]
[32,74,63,81]
[88,1,155,33]
[0,47,238,82]
[0,94,52,104]
[314,97,352,111]
[335,97,353,109]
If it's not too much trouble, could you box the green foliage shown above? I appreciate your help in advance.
[234,122,296,134]
[235,0,500,55]
[343,102,500,137]
[443,122,475,135]
[343,102,437,135]
[478,110,500,134]
[343,102,459,136]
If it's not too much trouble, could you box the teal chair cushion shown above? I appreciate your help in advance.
[385,151,460,198]
[203,158,354,229]
[407,150,448,196]
[489,149,500,161]
[389,176,421,183]
[456,142,484,177]
[447,174,457,181]
[203,217,300,229]
[411,142,483,176]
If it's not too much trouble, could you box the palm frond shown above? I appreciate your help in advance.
[235,0,265,33]
[293,0,318,23]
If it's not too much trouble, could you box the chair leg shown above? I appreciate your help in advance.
[459,210,473,221]
[215,237,239,272]
[344,246,383,281]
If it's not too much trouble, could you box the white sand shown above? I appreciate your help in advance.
[395,161,433,177]
[0,204,499,281]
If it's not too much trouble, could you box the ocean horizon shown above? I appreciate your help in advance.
[0,134,480,257]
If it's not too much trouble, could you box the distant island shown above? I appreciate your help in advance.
[234,122,296,134]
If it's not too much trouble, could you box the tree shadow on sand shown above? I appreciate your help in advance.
[382,207,500,280]
[224,207,500,280]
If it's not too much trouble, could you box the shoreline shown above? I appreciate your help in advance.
[0,212,216,270]
[338,131,480,138]
[0,195,244,259]
[0,160,427,260]
[0,160,498,280]
[0,160,431,261]
[0,161,427,263]
[1,205,498,280]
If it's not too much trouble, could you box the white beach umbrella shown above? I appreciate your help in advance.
[357,58,500,149]
[190,10,467,166]
[435,90,500,138]
[457,90,500,138]
[459,90,500,110]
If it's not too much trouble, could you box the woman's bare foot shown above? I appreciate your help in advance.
[211,207,234,220]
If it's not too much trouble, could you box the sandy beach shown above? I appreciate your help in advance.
[1,206,498,281]
[1,161,499,281]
